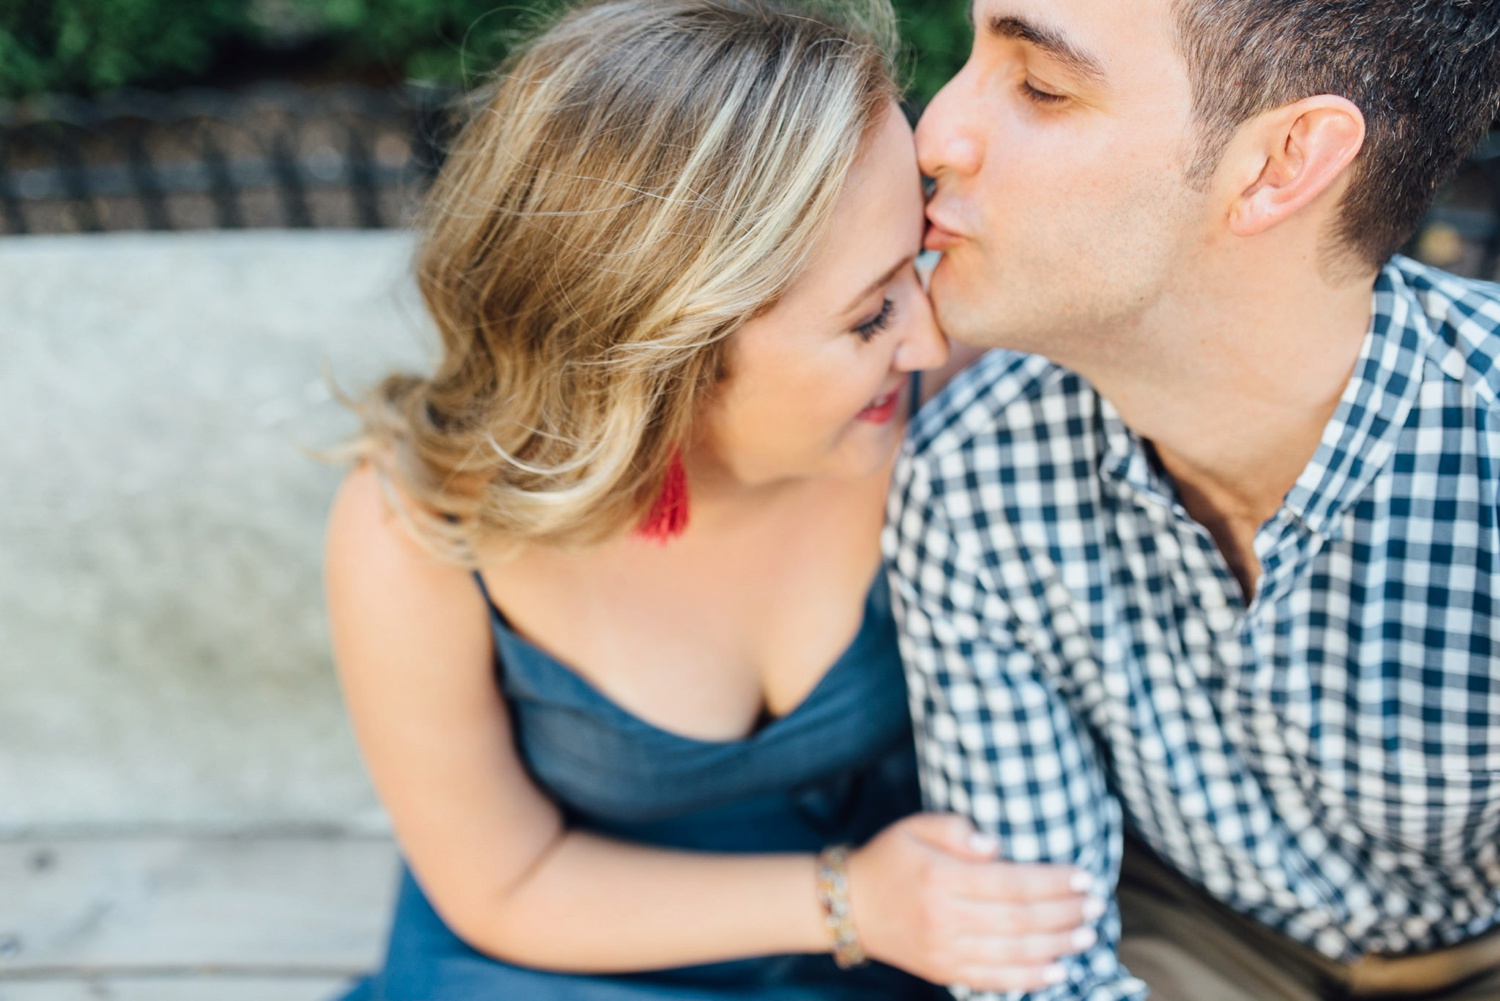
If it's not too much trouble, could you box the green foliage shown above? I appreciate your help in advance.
[0,0,245,99]
[891,0,971,105]
[0,0,973,102]
[294,0,972,101]
[286,0,565,88]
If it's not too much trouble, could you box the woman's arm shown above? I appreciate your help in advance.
[327,465,830,968]
[326,465,1095,989]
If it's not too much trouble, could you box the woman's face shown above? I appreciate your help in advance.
[699,106,947,488]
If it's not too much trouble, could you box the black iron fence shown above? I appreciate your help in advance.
[0,84,456,234]
[1,83,1497,281]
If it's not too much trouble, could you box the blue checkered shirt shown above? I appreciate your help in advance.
[886,256,1500,1000]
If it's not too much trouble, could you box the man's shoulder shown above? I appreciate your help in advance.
[906,349,1098,461]
[1386,255,1500,409]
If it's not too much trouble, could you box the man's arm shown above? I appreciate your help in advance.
[885,442,1145,1001]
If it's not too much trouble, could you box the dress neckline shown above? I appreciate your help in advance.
[479,574,887,749]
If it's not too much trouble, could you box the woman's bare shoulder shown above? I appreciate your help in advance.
[325,464,491,671]
[328,463,437,575]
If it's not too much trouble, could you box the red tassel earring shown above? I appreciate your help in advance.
[635,449,689,542]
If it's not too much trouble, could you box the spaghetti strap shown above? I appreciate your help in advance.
[471,571,515,685]
[473,570,503,618]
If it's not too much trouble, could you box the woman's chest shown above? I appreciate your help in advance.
[483,533,885,742]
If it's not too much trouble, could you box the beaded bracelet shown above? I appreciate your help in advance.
[815,844,868,969]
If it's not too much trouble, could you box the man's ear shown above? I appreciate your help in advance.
[1222,96,1365,238]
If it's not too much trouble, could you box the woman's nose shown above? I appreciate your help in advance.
[895,289,949,373]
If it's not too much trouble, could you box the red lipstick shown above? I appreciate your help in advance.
[856,390,901,424]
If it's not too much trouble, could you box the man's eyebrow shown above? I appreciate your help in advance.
[979,10,1108,87]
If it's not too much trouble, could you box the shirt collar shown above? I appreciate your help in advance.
[1099,393,1176,509]
[1097,259,1432,539]
[1281,261,1430,538]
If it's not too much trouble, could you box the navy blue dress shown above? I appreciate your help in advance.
[340,574,947,1000]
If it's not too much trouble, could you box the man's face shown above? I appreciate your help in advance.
[918,0,1213,359]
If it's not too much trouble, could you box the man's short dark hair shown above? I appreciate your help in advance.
[1172,0,1500,269]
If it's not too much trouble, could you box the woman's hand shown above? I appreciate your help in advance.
[846,813,1104,993]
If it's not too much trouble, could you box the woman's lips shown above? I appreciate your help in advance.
[856,390,901,424]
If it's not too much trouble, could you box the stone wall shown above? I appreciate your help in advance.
[1,231,431,835]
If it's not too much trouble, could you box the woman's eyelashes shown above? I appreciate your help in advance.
[853,298,895,342]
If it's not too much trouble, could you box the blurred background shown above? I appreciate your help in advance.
[0,0,971,99]
[0,0,974,236]
[0,3,1496,1001]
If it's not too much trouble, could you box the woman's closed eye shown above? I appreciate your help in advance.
[853,298,896,342]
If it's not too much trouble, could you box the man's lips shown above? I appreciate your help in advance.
[923,214,964,253]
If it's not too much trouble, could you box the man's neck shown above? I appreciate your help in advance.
[1079,260,1379,600]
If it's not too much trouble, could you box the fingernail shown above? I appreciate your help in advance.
[968,831,1000,854]
[1043,964,1067,985]
[1071,927,1098,950]
[1069,871,1094,893]
[1083,897,1107,919]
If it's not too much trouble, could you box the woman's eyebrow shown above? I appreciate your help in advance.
[841,255,914,315]
[983,11,1108,88]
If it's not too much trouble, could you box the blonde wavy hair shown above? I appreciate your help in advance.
[354,0,900,558]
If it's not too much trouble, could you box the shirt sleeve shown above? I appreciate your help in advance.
[884,443,1146,1001]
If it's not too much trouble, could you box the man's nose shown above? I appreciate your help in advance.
[916,79,982,179]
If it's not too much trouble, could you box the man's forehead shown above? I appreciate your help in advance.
[969,0,1177,78]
